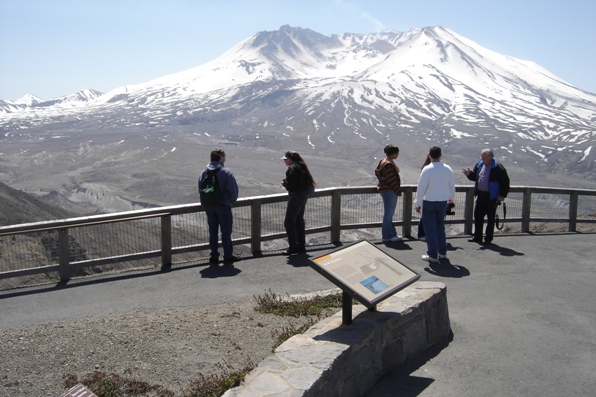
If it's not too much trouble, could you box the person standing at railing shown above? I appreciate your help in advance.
[198,149,239,263]
[375,144,403,242]
[414,146,456,263]
[281,151,316,255]
[462,148,510,245]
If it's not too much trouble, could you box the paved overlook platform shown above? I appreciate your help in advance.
[1,232,595,396]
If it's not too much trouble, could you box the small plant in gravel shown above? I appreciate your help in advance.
[253,289,343,317]
[182,359,255,397]
[63,359,255,397]
[63,371,174,397]
[270,319,318,350]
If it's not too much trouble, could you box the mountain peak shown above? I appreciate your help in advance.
[13,93,44,105]
[1,25,595,187]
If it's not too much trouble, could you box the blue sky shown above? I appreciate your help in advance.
[1,0,595,100]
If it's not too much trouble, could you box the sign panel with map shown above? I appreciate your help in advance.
[308,240,420,308]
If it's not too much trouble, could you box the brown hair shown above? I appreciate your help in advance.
[421,154,431,170]
[384,144,399,156]
[284,151,316,186]
[210,149,225,162]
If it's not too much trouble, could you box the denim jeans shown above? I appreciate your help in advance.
[380,191,398,240]
[421,200,448,259]
[284,191,308,249]
[205,204,234,259]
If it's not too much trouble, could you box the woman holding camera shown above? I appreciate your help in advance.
[281,151,316,255]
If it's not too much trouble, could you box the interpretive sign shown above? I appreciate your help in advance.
[308,240,420,318]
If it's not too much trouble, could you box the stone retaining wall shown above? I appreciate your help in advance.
[223,281,451,397]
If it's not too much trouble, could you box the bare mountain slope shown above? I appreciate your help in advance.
[0,182,74,226]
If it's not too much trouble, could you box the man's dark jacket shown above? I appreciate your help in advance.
[466,159,510,200]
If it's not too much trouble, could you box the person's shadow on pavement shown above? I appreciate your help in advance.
[480,243,524,257]
[200,263,241,278]
[424,260,470,278]
[287,253,310,267]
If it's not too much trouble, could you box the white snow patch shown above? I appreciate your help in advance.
[580,146,592,162]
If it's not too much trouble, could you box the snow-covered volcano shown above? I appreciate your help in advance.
[1,25,595,213]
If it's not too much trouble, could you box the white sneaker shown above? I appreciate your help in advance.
[421,254,439,263]
[383,236,403,242]
[438,253,448,259]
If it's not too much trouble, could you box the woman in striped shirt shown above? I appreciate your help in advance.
[375,144,403,242]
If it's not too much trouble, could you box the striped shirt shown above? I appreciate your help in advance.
[375,159,402,196]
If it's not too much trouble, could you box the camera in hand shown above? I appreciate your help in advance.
[445,202,456,215]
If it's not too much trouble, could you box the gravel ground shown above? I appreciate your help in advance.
[1,299,325,397]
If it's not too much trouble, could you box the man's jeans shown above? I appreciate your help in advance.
[380,191,398,240]
[421,200,448,259]
[205,204,234,259]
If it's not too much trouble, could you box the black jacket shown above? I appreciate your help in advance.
[283,163,308,192]
[466,159,510,200]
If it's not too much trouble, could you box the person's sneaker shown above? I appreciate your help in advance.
[383,236,403,242]
[421,254,439,263]
[222,255,240,263]
[438,253,448,259]
[468,238,483,244]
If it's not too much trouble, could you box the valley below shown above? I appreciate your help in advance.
[2,124,595,217]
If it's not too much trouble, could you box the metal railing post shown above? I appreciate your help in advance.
[402,186,413,238]
[251,200,262,254]
[569,191,578,232]
[464,189,475,235]
[521,188,532,233]
[58,227,70,282]
[161,215,172,271]
[331,190,342,244]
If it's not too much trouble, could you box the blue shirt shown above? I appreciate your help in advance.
[477,163,491,191]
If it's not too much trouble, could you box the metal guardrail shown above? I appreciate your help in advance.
[1,185,595,284]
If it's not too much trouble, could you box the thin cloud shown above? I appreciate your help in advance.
[334,0,386,32]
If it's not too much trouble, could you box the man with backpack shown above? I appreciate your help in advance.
[198,149,239,263]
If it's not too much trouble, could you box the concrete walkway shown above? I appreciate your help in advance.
[1,233,595,396]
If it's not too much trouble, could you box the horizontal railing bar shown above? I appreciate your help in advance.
[0,213,171,236]
[71,251,163,267]
[0,265,59,279]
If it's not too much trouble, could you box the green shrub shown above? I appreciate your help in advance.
[253,289,343,317]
